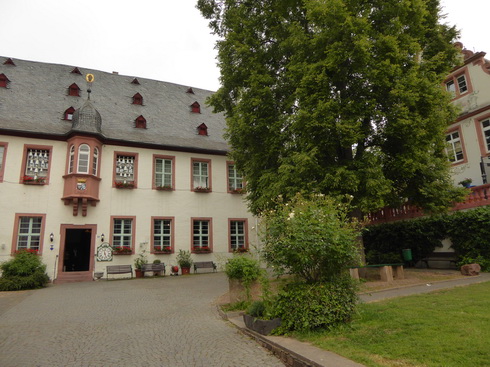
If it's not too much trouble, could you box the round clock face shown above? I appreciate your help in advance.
[97,243,113,261]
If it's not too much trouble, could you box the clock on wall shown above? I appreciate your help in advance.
[96,243,113,262]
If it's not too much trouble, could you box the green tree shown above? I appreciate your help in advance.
[198,0,465,215]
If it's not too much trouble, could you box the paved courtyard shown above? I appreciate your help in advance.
[0,273,285,367]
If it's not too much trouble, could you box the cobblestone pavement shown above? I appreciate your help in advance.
[0,273,285,367]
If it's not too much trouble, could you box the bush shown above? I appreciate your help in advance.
[271,277,358,333]
[225,255,263,301]
[0,250,49,291]
[247,300,266,318]
[261,193,361,282]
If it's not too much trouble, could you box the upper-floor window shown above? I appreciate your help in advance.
[132,93,143,105]
[154,155,174,190]
[114,153,138,188]
[135,115,146,129]
[481,119,490,152]
[227,162,244,193]
[0,73,9,88]
[68,145,75,174]
[197,123,208,136]
[445,131,464,163]
[64,107,75,121]
[0,143,7,182]
[13,214,45,253]
[78,144,90,174]
[192,158,211,191]
[93,147,99,175]
[22,146,52,184]
[191,101,201,113]
[68,83,81,97]
[445,71,471,99]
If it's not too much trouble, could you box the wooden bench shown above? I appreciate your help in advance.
[193,261,217,273]
[142,263,166,276]
[106,265,133,280]
[421,252,458,268]
[350,263,404,282]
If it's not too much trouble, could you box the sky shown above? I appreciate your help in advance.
[0,0,488,92]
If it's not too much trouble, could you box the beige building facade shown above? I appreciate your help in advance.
[0,57,255,282]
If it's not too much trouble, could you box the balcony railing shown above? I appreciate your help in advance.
[367,184,490,225]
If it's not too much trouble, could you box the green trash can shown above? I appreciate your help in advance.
[402,249,413,262]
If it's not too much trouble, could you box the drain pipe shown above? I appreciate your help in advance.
[53,255,58,282]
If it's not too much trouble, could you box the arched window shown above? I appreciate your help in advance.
[92,147,99,175]
[68,145,75,174]
[77,144,90,174]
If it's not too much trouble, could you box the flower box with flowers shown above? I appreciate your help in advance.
[193,246,212,254]
[153,247,172,254]
[234,247,249,253]
[115,181,135,189]
[194,186,211,193]
[112,246,132,255]
[22,175,46,185]
[156,185,173,191]
[231,188,244,194]
[15,248,39,255]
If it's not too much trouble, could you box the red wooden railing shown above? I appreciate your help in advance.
[367,184,490,225]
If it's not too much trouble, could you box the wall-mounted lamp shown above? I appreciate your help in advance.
[50,233,54,242]
[101,234,105,242]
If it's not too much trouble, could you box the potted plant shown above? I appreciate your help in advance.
[134,250,148,278]
[176,249,193,275]
[458,178,472,188]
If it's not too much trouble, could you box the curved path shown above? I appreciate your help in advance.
[0,273,284,367]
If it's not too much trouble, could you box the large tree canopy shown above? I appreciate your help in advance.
[198,0,465,215]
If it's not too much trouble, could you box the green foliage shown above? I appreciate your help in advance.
[176,249,193,268]
[198,0,463,216]
[272,277,358,333]
[225,255,263,301]
[363,206,490,269]
[261,194,361,282]
[153,259,161,264]
[0,250,49,291]
[247,300,266,318]
[134,250,148,270]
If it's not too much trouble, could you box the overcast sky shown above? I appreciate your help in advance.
[0,0,488,91]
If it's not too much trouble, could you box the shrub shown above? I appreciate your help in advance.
[247,300,266,318]
[0,250,49,291]
[225,255,262,301]
[261,193,361,282]
[271,277,358,333]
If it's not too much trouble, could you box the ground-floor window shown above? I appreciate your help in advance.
[15,215,44,252]
[230,219,247,251]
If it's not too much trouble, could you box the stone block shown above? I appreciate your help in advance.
[461,263,481,276]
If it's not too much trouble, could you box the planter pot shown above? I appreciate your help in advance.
[181,267,191,275]
[135,269,143,278]
[243,314,281,335]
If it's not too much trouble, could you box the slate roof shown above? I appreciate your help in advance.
[0,57,229,154]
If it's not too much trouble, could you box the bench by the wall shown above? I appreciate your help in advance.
[193,261,217,273]
[421,252,457,269]
[106,265,133,280]
[350,263,404,282]
[142,263,166,276]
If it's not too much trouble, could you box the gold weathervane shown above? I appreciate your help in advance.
[85,74,94,83]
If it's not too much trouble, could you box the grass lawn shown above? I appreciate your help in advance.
[295,281,490,367]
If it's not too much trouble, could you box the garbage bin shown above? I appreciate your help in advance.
[402,249,412,262]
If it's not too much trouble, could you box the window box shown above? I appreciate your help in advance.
[22,176,46,185]
[193,246,212,254]
[194,187,210,193]
[234,247,249,254]
[153,247,172,254]
[15,249,39,255]
[231,188,244,194]
[155,185,173,191]
[112,246,132,255]
[115,181,135,189]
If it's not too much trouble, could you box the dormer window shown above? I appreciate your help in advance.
[197,123,208,136]
[186,87,194,94]
[132,93,143,105]
[3,58,15,66]
[0,74,9,88]
[68,83,80,97]
[191,102,201,113]
[135,115,146,129]
[131,78,140,85]
[71,67,82,74]
[64,107,75,121]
